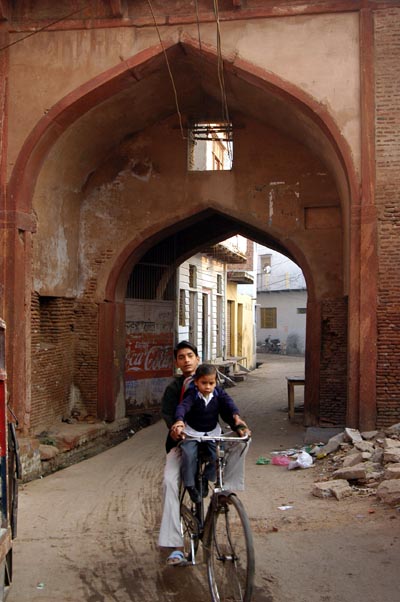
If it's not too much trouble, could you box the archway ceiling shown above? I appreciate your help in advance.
[49,43,343,189]
[113,207,298,302]
[133,209,293,268]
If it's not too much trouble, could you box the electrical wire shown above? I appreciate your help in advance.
[194,0,203,54]
[212,0,232,151]
[146,0,186,140]
[258,272,306,290]
[0,5,89,52]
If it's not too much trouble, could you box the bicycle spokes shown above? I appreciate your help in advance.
[207,496,254,602]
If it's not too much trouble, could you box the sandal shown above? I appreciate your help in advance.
[166,550,188,566]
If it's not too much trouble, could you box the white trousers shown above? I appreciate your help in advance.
[158,440,249,548]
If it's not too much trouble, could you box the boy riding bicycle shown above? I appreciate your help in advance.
[172,363,249,504]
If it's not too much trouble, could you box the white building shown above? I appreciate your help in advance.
[256,246,307,355]
[178,236,256,368]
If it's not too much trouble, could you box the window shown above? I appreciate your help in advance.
[188,122,233,171]
[258,254,272,290]
[297,308,307,314]
[212,138,225,170]
[216,295,223,356]
[189,291,197,343]
[217,274,222,294]
[189,264,197,288]
[260,255,272,272]
[179,289,186,326]
[260,307,277,329]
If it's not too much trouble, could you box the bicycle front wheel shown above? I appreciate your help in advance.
[206,494,254,602]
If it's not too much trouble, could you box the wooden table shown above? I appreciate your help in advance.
[286,377,305,420]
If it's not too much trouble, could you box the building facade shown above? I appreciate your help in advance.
[257,247,307,355]
[0,1,399,432]
[177,238,255,368]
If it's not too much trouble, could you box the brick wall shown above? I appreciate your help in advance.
[74,300,99,417]
[31,294,99,432]
[374,8,400,427]
[226,239,254,272]
[319,297,348,425]
[31,293,76,432]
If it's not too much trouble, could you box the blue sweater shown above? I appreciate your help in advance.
[175,385,240,432]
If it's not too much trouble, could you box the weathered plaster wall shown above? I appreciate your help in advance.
[33,114,343,301]
[4,5,366,432]
[7,12,360,175]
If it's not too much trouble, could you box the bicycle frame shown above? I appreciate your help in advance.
[180,432,250,562]
[179,432,254,602]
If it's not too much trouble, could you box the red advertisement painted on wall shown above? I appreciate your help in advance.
[125,332,173,380]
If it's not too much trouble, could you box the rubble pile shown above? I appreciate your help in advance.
[312,424,400,505]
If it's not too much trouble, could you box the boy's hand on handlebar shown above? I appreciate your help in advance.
[170,421,186,441]
[233,415,252,437]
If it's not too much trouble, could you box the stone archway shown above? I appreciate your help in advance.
[99,209,320,424]
[6,39,365,433]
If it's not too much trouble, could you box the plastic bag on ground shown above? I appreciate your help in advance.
[287,450,314,470]
[271,455,291,466]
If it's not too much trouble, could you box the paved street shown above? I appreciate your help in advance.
[8,356,400,602]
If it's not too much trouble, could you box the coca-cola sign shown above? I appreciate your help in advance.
[125,332,173,380]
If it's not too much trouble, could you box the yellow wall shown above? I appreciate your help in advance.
[226,282,255,370]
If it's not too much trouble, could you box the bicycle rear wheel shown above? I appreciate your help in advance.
[206,494,254,602]
[180,489,200,564]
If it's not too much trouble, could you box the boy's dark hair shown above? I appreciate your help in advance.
[194,363,217,379]
[173,340,198,359]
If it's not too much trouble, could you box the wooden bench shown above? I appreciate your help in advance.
[286,377,305,420]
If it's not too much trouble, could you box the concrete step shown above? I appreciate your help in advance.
[232,372,247,382]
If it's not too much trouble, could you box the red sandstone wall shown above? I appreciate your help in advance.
[374,7,400,427]
[4,4,372,431]
[319,298,348,425]
[74,301,99,418]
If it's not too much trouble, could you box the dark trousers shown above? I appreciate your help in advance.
[181,440,216,488]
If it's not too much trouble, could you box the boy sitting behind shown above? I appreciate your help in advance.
[173,363,245,503]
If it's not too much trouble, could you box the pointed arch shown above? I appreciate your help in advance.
[7,37,362,429]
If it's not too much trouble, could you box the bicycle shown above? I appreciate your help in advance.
[179,432,255,602]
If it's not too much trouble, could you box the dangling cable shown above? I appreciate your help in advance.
[0,5,90,52]
[146,0,186,140]
[194,0,203,54]
[212,0,232,161]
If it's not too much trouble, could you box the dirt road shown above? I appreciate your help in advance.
[8,356,400,602]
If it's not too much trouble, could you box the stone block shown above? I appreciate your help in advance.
[384,450,400,463]
[333,463,367,481]
[386,423,400,436]
[384,464,400,479]
[384,437,400,449]
[320,432,345,455]
[18,437,43,481]
[342,452,363,467]
[354,441,375,453]
[376,480,400,505]
[344,428,363,444]
[361,430,379,440]
[312,480,352,500]
[39,444,59,461]
[371,448,384,463]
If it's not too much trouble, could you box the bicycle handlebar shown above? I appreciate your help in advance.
[182,431,250,443]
